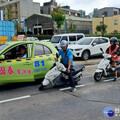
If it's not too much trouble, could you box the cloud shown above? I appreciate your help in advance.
[33,0,120,14]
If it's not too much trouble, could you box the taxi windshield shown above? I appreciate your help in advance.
[0,44,9,52]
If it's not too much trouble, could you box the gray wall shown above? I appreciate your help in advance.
[20,0,40,19]
[98,7,120,17]
[61,20,92,34]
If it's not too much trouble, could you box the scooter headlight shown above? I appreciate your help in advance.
[111,67,116,72]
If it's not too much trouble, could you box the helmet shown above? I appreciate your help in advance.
[110,37,118,44]
[60,40,68,47]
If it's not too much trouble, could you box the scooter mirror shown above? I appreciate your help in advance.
[100,48,104,53]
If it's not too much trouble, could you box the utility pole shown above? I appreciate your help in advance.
[102,15,105,37]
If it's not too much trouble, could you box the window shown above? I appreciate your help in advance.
[4,44,28,60]
[114,20,118,25]
[100,21,103,25]
[51,36,61,43]
[35,44,52,56]
[0,44,9,52]
[35,44,44,56]
[103,12,108,17]
[15,3,17,8]
[44,46,52,54]
[99,38,108,44]
[77,35,84,40]
[77,38,93,45]
[61,36,68,41]
[114,30,118,34]
[69,36,76,41]
[114,11,118,15]
[93,39,100,44]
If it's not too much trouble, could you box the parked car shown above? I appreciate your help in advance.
[26,37,39,41]
[0,41,57,85]
[50,33,85,50]
[68,37,110,60]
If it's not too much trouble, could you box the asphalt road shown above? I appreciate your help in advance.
[0,58,120,120]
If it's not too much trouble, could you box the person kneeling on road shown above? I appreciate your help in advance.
[55,40,76,92]
[106,37,120,81]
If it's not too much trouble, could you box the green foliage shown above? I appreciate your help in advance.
[96,24,107,34]
[6,6,13,21]
[68,23,76,33]
[27,35,52,40]
[51,7,66,30]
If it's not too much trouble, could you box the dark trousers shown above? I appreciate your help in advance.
[65,65,75,88]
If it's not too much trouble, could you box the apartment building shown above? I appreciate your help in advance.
[0,0,40,20]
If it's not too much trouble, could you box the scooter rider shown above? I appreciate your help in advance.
[106,37,120,81]
[55,40,76,92]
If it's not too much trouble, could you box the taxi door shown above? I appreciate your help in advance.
[33,43,55,80]
[0,43,34,84]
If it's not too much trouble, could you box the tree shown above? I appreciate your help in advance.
[6,6,13,21]
[51,7,66,32]
[68,23,76,33]
[96,24,107,35]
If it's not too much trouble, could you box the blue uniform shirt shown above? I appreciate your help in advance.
[58,48,74,66]
[20,53,27,58]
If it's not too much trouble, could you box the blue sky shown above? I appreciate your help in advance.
[33,0,120,14]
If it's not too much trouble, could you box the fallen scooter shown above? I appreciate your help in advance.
[94,48,120,82]
[39,54,85,90]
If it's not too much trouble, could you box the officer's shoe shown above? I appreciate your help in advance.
[70,87,76,92]
[113,77,118,82]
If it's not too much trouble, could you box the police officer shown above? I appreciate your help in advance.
[106,37,120,81]
[55,40,76,92]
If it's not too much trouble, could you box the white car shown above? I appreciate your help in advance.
[68,37,110,60]
[26,37,39,41]
[51,33,85,50]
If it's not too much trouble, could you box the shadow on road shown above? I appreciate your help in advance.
[74,55,102,61]
[0,81,42,91]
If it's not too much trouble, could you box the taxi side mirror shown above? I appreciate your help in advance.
[0,55,5,60]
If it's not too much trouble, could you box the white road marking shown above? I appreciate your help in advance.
[60,83,94,91]
[103,79,113,82]
[103,77,119,82]
[0,95,31,104]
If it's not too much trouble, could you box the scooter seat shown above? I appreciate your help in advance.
[72,65,85,76]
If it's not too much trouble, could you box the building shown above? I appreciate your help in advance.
[60,6,81,17]
[92,15,120,34]
[25,14,54,35]
[78,10,85,18]
[25,14,92,35]
[98,7,120,18]
[93,8,99,18]
[62,15,92,34]
[40,0,57,15]
[41,0,87,18]
[0,0,40,20]
[88,13,93,18]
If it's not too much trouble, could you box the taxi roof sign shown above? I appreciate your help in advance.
[17,35,26,41]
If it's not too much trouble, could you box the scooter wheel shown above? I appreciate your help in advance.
[39,84,44,91]
[94,72,103,82]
